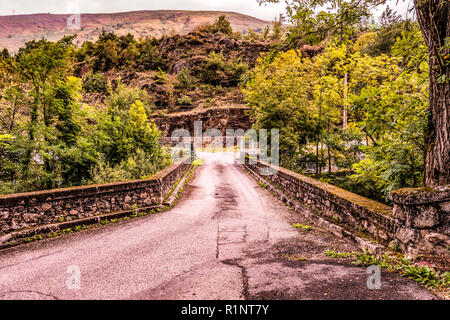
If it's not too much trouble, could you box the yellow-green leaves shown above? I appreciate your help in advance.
[129,100,148,129]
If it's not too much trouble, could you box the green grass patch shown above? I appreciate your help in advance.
[258,182,268,189]
[292,223,312,231]
[324,249,352,258]
[192,158,204,166]
[353,249,450,289]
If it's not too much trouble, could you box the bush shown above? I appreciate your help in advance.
[177,95,192,105]
[176,67,195,89]
[82,72,107,93]
[244,29,261,42]
[198,51,248,86]
[196,15,233,36]
[136,39,166,71]
[153,68,167,84]
[89,156,131,184]
[89,149,172,184]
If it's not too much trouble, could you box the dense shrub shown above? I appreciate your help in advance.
[177,95,193,105]
[82,72,108,93]
[176,67,195,89]
[77,31,166,73]
[198,51,248,86]
[196,15,233,36]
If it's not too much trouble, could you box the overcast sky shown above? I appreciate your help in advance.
[0,0,414,21]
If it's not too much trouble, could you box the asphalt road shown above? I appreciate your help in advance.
[0,152,436,300]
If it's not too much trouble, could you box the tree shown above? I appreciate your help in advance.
[213,15,233,36]
[196,15,233,36]
[15,36,75,177]
[379,5,402,28]
[260,0,450,187]
[244,50,318,170]
[413,0,449,187]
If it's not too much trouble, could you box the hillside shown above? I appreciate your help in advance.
[0,10,271,52]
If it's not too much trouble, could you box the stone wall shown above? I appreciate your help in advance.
[244,159,395,244]
[390,186,450,257]
[0,158,190,236]
[244,158,449,260]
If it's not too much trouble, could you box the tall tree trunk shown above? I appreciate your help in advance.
[343,72,348,131]
[414,0,450,187]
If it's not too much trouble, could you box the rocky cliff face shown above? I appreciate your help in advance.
[153,106,253,137]
[119,30,274,110]
[158,31,271,74]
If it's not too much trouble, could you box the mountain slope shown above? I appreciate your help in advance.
[0,10,271,52]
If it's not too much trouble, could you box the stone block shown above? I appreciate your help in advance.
[0,211,9,220]
[22,213,40,223]
[40,203,52,212]
[395,226,422,246]
[393,205,406,222]
[406,205,440,229]
[440,201,450,214]
[424,233,450,247]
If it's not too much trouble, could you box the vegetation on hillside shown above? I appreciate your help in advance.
[0,10,438,204]
[0,36,172,194]
[0,16,277,194]
[244,6,429,204]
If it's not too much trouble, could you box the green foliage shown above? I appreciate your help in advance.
[261,0,382,45]
[244,25,429,202]
[76,31,166,73]
[401,264,450,288]
[270,21,285,41]
[353,249,449,289]
[198,51,248,87]
[176,67,195,89]
[177,95,193,105]
[153,68,167,84]
[0,43,172,194]
[97,82,169,169]
[196,15,233,36]
[136,38,166,71]
[244,50,317,170]
[244,29,261,42]
[362,20,415,57]
[89,155,132,184]
[324,249,352,258]
[82,72,108,93]
[292,223,312,231]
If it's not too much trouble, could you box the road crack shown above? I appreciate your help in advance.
[220,259,249,300]
[0,290,58,300]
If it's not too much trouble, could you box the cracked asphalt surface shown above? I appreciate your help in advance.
[0,152,437,300]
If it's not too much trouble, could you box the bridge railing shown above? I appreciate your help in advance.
[0,158,192,241]
[242,157,449,259]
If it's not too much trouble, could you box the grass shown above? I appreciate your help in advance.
[353,249,450,289]
[175,166,195,201]
[163,167,191,203]
[292,223,312,231]
[192,158,204,166]
[258,181,268,189]
[324,249,352,258]
[321,248,450,290]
